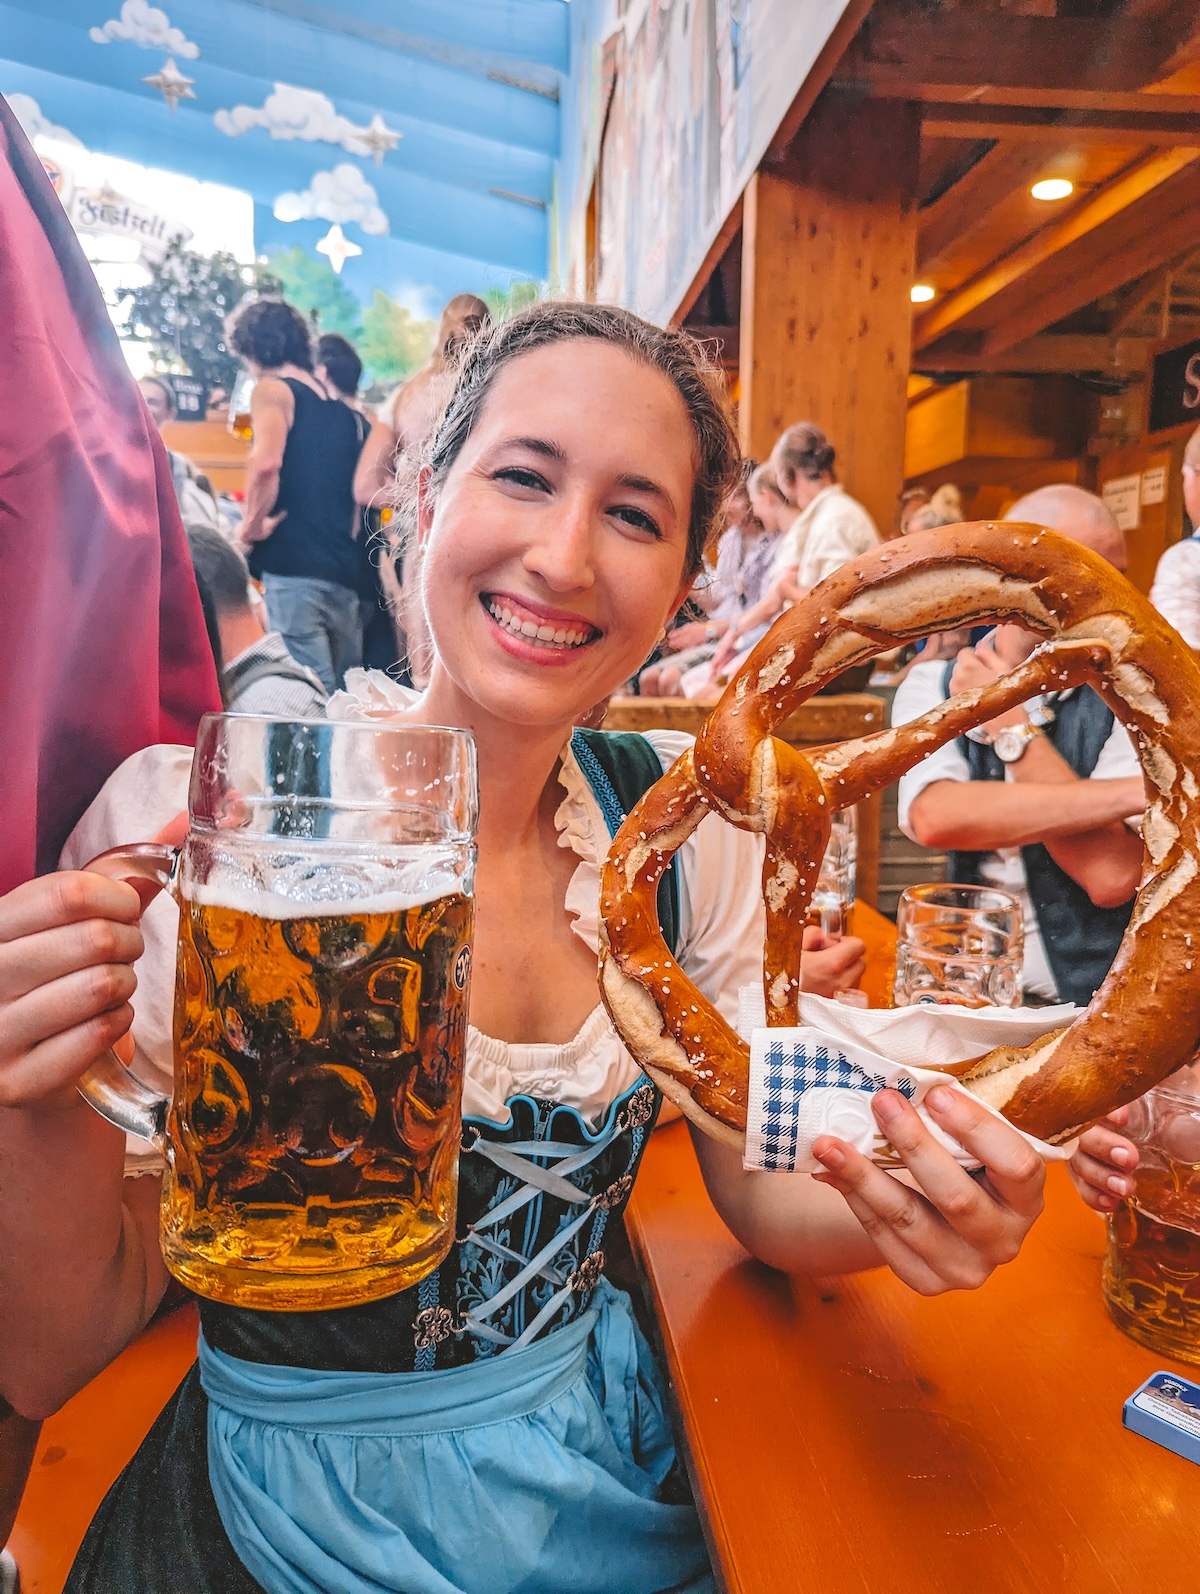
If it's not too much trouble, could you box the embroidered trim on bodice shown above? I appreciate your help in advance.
[411,1074,661,1369]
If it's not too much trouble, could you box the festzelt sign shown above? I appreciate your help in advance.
[68,185,193,265]
[1148,336,1200,434]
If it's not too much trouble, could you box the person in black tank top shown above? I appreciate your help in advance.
[227,300,368,692]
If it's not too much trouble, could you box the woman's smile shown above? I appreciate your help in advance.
[479,590,601,661]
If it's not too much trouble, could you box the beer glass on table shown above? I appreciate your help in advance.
[893,883,1023,1008]
[1103,1064,1200,1364]
[77,715,477,1312]
[807,808,857,938]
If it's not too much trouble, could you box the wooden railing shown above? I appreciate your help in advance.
[601,694,883,908]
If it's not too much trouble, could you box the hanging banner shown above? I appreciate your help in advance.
[564,0,852,326]
[1148,336,1200,434]
[68,185,193,266]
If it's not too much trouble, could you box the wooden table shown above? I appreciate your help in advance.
[8,1304,198,1592]
[626,904,1200,1592]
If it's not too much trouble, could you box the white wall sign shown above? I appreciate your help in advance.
[1102,473,1142,532]
[1141,465,1167,506]
[69,185,192,264]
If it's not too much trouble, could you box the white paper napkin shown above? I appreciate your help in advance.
[736,986,1079,1174]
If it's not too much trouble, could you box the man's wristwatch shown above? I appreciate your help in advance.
[992,722,1040,763]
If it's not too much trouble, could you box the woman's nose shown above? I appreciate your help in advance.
[522,499,597,592]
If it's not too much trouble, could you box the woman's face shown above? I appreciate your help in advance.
[419,340,696,727]
[749,485,781,529]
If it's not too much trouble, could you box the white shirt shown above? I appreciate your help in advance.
[1149,534,1200,648]
[893,660,1141,1000]
[773,483,879,592]
[60,698,765,1173]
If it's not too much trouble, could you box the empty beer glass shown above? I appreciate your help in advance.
[894,883,1023,1008]
[77,715,477,1312]
[807,808,858,937]
[1103,1064,1200,1364]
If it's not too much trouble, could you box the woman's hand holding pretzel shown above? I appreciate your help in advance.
[810,1086,1045,1295]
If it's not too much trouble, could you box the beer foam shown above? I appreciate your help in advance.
[187,851,466,919]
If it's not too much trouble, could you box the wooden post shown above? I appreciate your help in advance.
[739,94,920,536]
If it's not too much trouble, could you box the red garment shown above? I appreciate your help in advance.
[0,96,220,892]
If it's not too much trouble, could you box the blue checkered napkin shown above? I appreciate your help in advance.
[744,1029,916,1173]
[741,1020,1076,1175]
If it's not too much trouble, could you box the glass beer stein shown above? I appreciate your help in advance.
[894,883,1023,1009]
[78,715,477,1312]
[1102,1064,1200,1364]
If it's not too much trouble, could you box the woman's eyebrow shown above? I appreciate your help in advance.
[497,435,566,462]
[617,472,672,504]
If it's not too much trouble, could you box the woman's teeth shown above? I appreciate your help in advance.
[485,599,592,649]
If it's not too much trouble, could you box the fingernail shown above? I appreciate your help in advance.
[814,1144,845,1172]
[926,1086,955,1113]
[1107,1175,1131,1196]
[1109,1146,1131,1167]
[873,1089,905,1123]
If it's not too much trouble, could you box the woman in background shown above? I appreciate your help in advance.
[353,294,492,683]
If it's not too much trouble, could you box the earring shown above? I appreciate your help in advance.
[656,626,667,642]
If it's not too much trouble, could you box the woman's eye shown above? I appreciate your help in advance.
[611,505,662,538]
[494,466,550,492]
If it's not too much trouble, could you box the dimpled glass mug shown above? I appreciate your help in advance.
[78,715,477,1312]
[1102,1064,1200,1364]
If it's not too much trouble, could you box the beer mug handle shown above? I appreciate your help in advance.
[75,843,179,1152]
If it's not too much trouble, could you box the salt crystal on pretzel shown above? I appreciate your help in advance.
[598,522,1200,1151]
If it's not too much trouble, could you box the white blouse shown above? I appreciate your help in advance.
[59,711,765,1173]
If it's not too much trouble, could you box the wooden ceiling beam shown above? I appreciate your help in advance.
[837,4,1197,95]
[920,102,1200,144]
[981,198,1200,353]
[912,334,1152,376]
[912,148,1200,348]
[918,143,1060,270]
[841,84,1200,117]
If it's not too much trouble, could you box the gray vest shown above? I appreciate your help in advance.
[941,664,1133,1006]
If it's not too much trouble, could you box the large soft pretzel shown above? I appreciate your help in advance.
[599,522,1200,1149]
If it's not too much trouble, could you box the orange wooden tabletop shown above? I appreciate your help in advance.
[8,1303,198,1592]
[626,907,1200,1594]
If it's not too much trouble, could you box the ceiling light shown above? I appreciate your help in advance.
[1031,178,1074,202]
[910,283,936,304]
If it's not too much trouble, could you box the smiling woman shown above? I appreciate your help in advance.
[2,300,1052,1594]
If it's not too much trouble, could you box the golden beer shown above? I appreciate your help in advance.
[161,887,474,1310]
[1103,1168,1200,1364]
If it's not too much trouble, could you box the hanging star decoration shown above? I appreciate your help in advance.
[315,224,362,274]
[143,56,196,112]
[356,113,401,166]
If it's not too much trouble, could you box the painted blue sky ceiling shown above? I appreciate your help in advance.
[0,0,565,297]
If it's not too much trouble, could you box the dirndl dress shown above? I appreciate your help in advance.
[65,731,719,1593]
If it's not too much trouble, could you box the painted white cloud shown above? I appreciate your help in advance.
[89,1,200,57]
[215,83,377,158]
[7,92,85,148]
[273,164,389,236]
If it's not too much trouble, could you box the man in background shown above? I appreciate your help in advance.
[138,374,226,537]
[1149,423,1200,646]
[894,484,1142,1006]
[315,333,400,674]
[187,525,327,716]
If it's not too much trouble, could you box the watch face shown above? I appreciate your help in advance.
[993,726,1029,763]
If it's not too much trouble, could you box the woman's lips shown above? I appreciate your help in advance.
[480,592,600,652]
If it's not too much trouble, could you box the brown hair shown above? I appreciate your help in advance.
[434,293,492,366]
[420,300,740,579]
[225,298,314,372]
[773,421,836,488]
[748,462,787,502]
